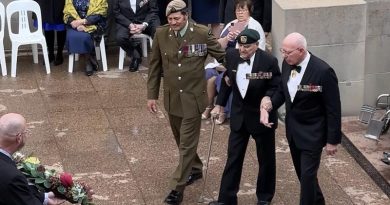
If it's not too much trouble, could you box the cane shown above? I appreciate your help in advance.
[198,115,217,203]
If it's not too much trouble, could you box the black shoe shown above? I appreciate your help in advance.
[53,55,63,66]
[164,190,183,205]
[85,63,94,76]
[129,58,141,72]
[208,201,224,205]
[90,58,99,71]
[257,201,270,205]
[186,169,203,186]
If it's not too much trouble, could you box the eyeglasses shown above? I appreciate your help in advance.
[235,9,249,13]
[279,48,300,56]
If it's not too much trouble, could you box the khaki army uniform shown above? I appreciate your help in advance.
[147,22,225,192]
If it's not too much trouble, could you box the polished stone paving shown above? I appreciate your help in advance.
[0,52,389,205]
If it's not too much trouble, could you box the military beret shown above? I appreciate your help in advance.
[236,28,260,44]
[166,0,188,16]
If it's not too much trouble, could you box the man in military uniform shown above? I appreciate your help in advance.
[146,0,225,204]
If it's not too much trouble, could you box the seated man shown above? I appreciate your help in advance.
[113,0,160,72]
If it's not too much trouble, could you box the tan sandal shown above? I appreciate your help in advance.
[201,107,213,120]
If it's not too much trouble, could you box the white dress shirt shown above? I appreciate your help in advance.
[130,0,137,13]
[236,53,256,99]
[287,51,311,102]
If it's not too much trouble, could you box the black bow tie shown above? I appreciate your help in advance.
[239,58,250,65]
[291,65,302,73]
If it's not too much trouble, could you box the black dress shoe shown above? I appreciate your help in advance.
[85,63,94,76]
[186,169,203,186]
[129,58,141,72]
[208,201,224,205]
[164,190,183,205]
[257,201,270,205]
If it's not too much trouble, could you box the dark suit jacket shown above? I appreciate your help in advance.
[271,54,342,151]
[219,0,235,24]
[216,48,281,134]
[0,152,44,205]
[113,0,159,29]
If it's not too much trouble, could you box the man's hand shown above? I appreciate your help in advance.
[260,96,272,112]
[325,143,338,156]
[47,192,65,205]
[147,100,158,114]
[224,75,231,86]
[211,105,224,117]
[260,107,273,128]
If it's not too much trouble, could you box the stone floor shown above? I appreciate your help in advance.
[0,51,389,205]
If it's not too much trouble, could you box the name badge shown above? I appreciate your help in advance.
[181,44,208,57]
[246,72,272,80]
[297,84,322,92]
[139,0,149,8]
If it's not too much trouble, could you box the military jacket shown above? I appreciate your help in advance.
[147,22,225,118]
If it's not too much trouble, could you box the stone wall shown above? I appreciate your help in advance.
[272,0,390,116]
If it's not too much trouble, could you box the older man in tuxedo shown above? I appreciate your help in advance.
[209,28,281,205]
[0,113,63,205]
[261,32,342,205]
[114,0,160,72]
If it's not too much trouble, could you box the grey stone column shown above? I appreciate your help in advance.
[272,0,367,115]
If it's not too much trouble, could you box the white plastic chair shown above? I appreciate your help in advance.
[0,2,6,76]
[68,36,108,73]
[6,0,50,77]
[118,34,152,70]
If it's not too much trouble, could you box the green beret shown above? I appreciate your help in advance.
[166,0,188,16]
[236,28,260,44]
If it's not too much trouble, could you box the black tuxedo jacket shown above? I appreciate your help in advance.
[0,152,44,205]
[216,48,281,134]
[113,0,159,29]
[271,54,342,151]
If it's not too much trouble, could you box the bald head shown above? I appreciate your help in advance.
[0,113,27,152]
[283,32,307,50]
[281,32,308,65]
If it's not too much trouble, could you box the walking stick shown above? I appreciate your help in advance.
[198,115,217,203]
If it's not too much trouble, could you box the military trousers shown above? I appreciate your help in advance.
[168,114,204,192]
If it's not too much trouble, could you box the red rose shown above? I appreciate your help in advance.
[60,172,74,187]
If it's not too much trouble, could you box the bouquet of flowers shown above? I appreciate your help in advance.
[13,152,94,205]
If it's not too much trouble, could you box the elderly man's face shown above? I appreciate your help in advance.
[167,12,188,31]
[280,40,305,66]
[238,43,258,59]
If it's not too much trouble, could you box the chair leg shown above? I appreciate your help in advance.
[40,41,51,74]
[0,44,7,76]
[142,38,147,57]
[11,44,19,77]
[32,44,38,64]
[118,48,125,70]
[99,38,107,71]
[68,54,74,73]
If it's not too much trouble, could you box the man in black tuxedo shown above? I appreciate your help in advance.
[261,32,342,205]
[113,0,160,72]
[209,28,281,205]
[0,113,63,205]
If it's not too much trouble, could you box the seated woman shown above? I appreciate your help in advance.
[202,0,266,124]
[63,0,108,76]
